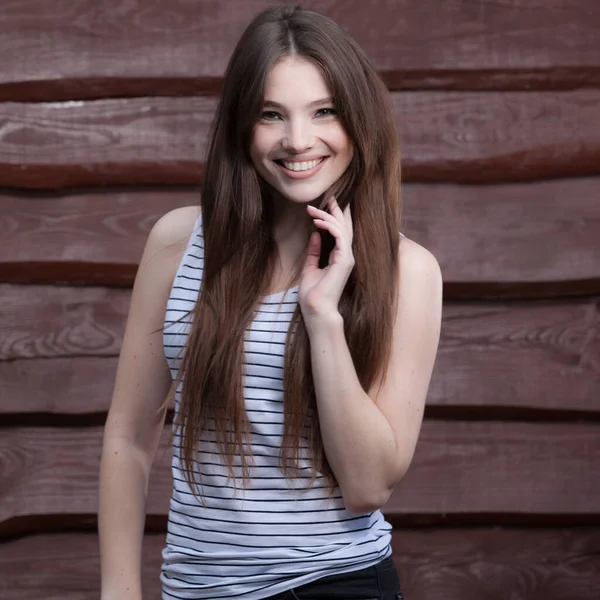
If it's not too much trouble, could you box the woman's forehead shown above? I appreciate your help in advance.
[263,56,332,106]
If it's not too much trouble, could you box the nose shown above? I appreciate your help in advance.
[282,117,314,153]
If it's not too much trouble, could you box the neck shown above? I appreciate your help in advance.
[269,193,314,289]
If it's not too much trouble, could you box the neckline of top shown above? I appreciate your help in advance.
[261,284,299,301]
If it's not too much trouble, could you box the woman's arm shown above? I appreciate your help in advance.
[301,200,442,514]
[308,241,442,513]
[98,206,200,599]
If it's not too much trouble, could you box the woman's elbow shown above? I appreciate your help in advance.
[342,484,395,515]
[341,464,410,514]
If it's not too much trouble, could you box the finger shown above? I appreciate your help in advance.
[342,203,353,243]
[312,218,349,255]
[307,204,338,225]
[343,203,352,223]
[302,231,322,273]
[328,196,345,223]
[329,196,354,244]
[329,198,353,242]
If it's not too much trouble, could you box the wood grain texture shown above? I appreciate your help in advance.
[0,356,118,417]
[391,528,600,600]
[0,190,197,286]
[428,300,600,417]
[1,285,598,415]
[1,421,599,534]
[0,529,599,600]
[401,180,600,296]
[2,177,599,292]
[2,90,600,190]
[1,0,600,100]
[0,286,130,361]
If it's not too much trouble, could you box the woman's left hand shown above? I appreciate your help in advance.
[299,196,354,322]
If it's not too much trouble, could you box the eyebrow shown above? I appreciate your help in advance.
[262,97,334,109]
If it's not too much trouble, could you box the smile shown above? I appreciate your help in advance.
[275,157,327,179]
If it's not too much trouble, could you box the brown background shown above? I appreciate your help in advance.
[0,1,599,599]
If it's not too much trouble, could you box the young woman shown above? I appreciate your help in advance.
[99,6,442,600]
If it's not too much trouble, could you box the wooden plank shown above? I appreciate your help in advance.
[0,532,164,600]
[0,286,130,361]
[428,300,600,418]
[2,90,600,189]
[2,177,599,294]
[0,357,118,417]
[402,179,600,298]
[1,0,600,101]
[390,528,600,600]
[0,190,196,286]
[1,286,598,415]
[0,98,209,189]
[0,529,598,600]
[1,421,599,534]
[396,91,600,184]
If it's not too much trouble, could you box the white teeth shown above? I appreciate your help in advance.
[281,159,323,171]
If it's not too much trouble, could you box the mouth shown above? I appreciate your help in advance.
[274,157,328,179]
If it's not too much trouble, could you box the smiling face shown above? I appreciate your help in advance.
[249,55,354,206]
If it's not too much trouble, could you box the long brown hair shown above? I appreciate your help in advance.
[173,6,401,495]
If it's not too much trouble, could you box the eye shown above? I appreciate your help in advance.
[315,108,338,117]
[261,111,282,121]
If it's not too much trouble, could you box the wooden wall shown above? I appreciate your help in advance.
[1,1,599,598]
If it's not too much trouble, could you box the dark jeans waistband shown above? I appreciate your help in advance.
[264,556,403,600]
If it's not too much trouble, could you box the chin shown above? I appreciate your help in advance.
[284,191,325,204]
[272,183,333,206]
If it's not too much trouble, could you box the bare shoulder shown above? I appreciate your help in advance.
[126,203,201,320]
[147,204,201,254]
[398,235,443,296]
[394,234,443,344]
[141,205,201,277]
[129,204,201,327]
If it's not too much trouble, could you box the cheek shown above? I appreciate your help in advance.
[250,126,267,158]
[337,135,354,167]
[344,141,354,162]
[250,126,279,155]
[249,135,261,162]
[332,127,353,160]
[249,139,270,176]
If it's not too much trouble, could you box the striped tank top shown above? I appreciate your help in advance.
[161,211,392,599]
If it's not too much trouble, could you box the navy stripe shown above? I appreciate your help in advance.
[161,209,392,599]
